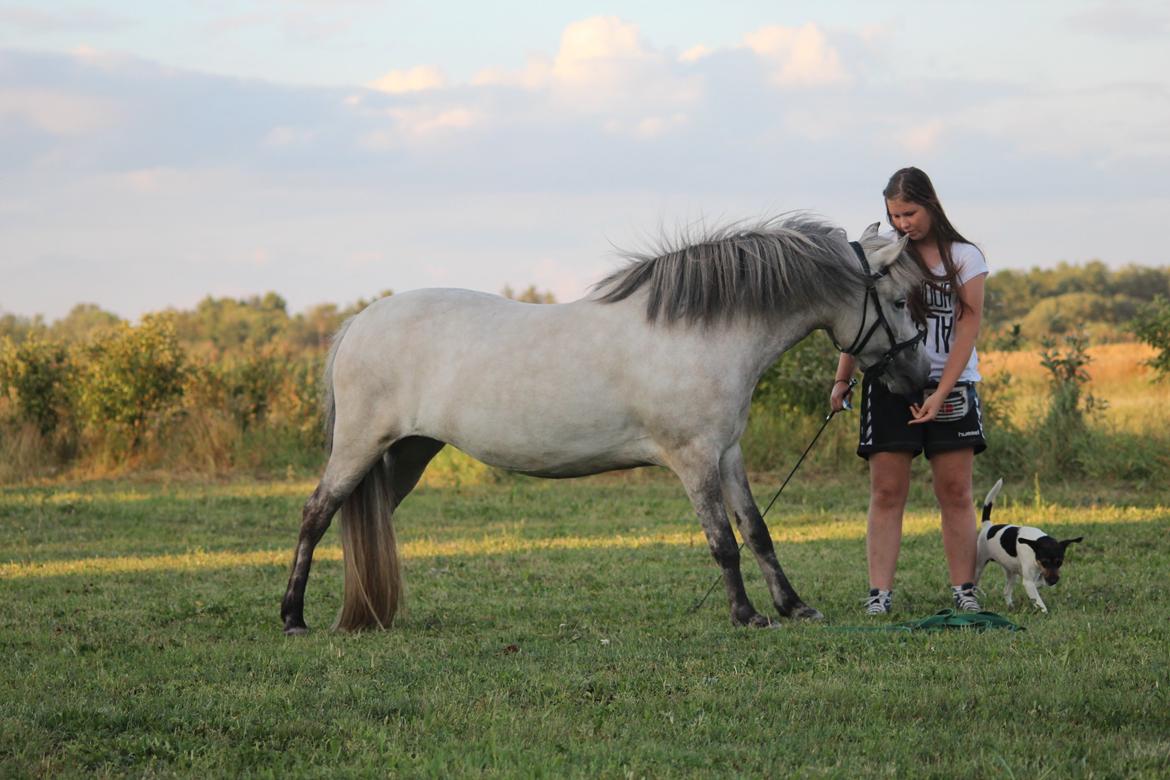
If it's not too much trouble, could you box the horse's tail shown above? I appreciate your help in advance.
[324,315,402,631]
[334,452,402,631]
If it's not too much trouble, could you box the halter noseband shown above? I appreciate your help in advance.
[834,241,926,379]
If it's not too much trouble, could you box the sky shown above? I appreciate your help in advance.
[2,0,1168,321]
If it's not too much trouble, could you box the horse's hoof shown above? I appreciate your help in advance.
[734,612,774,628]
[284,624,310,636]
[792,605,824,621]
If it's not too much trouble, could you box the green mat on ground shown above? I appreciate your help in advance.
[834,608,1025,633]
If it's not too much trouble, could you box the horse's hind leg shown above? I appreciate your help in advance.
[387,436,446,504]
[720,444,822,620]
[281,483,346,635]
[281,436,445,635]
[281,417,392,635]
[674,453,771,628]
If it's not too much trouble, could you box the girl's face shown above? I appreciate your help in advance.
[886,197,933,242]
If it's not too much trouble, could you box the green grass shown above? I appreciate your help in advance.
[2,474,1169,777]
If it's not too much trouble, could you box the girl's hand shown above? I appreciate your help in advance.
[908,391,943,424]
[829,379,854,412]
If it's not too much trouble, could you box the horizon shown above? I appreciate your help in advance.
[3,252,1162,327]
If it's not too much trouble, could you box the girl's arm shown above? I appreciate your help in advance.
[909,273,986,424]
[829,352,858,412]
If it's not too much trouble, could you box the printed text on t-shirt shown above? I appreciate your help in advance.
[925,281,954,354]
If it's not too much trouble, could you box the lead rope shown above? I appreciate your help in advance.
[686,378,857,614]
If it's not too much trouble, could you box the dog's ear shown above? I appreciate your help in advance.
[1061,536,1084,549]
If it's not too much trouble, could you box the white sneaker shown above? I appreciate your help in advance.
[864,588,893,615]
[952,582,982,612]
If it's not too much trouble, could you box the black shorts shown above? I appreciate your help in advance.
[856,376,986,460]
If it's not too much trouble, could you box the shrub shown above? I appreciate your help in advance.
[988,323,1023,351]
[752,331,840,416]
[0,335,74,437]
[1130,295,1170,380]
[1020,292,1114,341]
[1034,332,1107,473]
[75,314,187,452]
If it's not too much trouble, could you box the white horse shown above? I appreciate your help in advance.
[281,217,928,633]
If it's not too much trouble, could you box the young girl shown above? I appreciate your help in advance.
[830,167,989,614]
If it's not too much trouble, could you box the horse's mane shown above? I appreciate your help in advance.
[592,214,919,325]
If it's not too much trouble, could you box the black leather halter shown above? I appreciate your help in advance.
[834,241,926,378]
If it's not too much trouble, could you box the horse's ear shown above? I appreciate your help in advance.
[860,222,881,240]
[869,233,909,270]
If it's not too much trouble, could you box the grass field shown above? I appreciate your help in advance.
[3,475,1169,777]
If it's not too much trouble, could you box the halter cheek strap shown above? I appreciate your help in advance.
[835,241,926,378]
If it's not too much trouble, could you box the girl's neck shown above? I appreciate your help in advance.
[913,237,942,269]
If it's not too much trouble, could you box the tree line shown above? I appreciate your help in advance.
[984,260,1170,346]
[1,267,1168,482]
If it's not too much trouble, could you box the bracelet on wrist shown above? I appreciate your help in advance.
[833,379,850,387]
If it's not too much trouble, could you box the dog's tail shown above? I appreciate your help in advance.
[981,478,1004,524]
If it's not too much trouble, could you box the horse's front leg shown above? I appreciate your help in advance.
[675,456,772,628]
[720,445,822,620]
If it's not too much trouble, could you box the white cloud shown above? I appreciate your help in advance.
[552,16,650,82]
[471,55,554,89]
[470,16,702,134]
[368,65,447,94]
[396,106,477,134]
[743,23,850,87]
[0,87,120,135]
[679,44,712,63]
[361,105,480,147]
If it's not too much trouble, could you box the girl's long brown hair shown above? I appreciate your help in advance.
[883,167,975,315]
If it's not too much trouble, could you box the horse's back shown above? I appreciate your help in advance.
[330,288,675,473]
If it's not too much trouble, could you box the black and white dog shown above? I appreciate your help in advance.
[975,479,1083,613]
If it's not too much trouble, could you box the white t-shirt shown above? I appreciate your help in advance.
[922,242,988,382]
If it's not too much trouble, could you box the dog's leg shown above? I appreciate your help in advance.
[973,555,988,588]
[1002,572,1017,608]
[1022,576,1048,613]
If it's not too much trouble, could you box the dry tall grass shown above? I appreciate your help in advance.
[982,342,1170,432]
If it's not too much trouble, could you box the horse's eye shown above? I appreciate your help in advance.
[894,299,907,310]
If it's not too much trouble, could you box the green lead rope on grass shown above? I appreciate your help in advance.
[833,609,1025,633]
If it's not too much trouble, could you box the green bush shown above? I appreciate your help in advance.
[1033,332,1107,474]
[1130,295,1170,379]
[1019,292,1114,340]
[75,314,187,451]
[752,330,839,416]
[974,364,1031,480]
[0,335,74,437]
